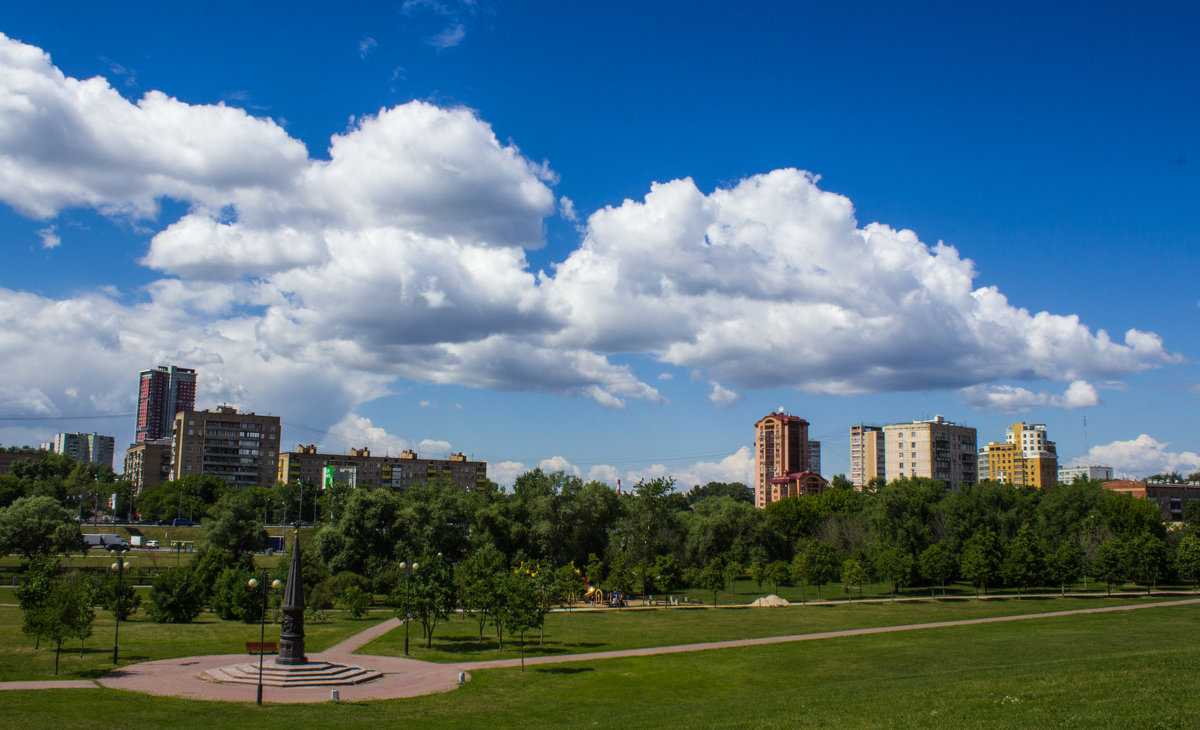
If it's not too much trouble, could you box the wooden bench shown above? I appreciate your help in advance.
[246,641,278,655]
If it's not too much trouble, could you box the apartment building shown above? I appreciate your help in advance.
[849,424,885,489]
[882,415,977,490]
[1102,478,1200,522]
[979,422,1058,490]
[122,439,172,494]
[170,406,281,488]
[1058,465,1113,483]
[136,365,196,443]
[43,432,115,469]
[277,445,488,493]
[753,411,824,507]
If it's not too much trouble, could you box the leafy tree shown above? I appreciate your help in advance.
[191,546,253,601]
[1090,536,1131,596]
[765,561,790,594]
[398,552,455,648]
[800,541,840,600]
[555,562,587,607]
[31,571,95,674]
[866,478,945,556]
[203,492,268,559]
[0,496,83,559]
[1182,500,1200,527]
[96,569,142,621]
[604,554,636,595]
[829,474,854,491]
[16,555,59,648]
[314,488,406,576]
[1046,540,1085,596]
[496,568,543,669]
[698,559,726,606]
[874,543,914,601]
[650,553,681,595]
[684,481,753,505]
[340,585,371,619]
[749,558,767,594]
[148,568,205,623]
[723,560,744,594]
[454,545,506,642]
[918,541,956,597]
[211,567,265,622]
[1097,491,1165,539]
[841,558,868,601]
[1130,534,1169,594]
[1176,533,1200,590]
[960,528,1003,597]
[1003,525,1045,598]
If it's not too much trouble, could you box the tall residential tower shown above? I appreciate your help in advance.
[136,365,196,443]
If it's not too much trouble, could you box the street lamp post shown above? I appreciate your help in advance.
[398,560,419,655]
[247,572,282,706]
[109,548,131,664]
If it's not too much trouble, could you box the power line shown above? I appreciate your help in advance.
[0,412,134,422]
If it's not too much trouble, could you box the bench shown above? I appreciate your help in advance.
[246,641,278,655]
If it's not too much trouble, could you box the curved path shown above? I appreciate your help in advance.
[2,597,1196,702]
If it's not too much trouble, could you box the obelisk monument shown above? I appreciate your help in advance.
[275,527,307,665]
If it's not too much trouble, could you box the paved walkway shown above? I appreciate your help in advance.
[2,597,1197,703]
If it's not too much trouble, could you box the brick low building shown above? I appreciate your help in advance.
[277,445,487,493]
[1102,479,1200,523]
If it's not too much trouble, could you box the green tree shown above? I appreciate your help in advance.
[211,567,264,622]
[399,553,455,648]
[1090,536,1131,596]
[960,528,1003,597]
[455,545,506,642]
[0,496,83,559]
[555,562,587,607]
[698,559,726,606]
[874,543,914,601]
[203,492,268,560]
[340,585,371,619]
[1046,540,1085,596]
[1130,534,1169,594]
[748,559,767,594]
[801,541,840,600]
[496,568,543,670]
[1176,533,1200,590]
[95,569,142,621]
[35,571,95,675]
[841,558,868,601]
[314,488,406,576]
[918,541,957,597]
[1003,525,1045,598]
[148,568,205,623]
[765,560,790,594]
[723,560,744,594]
[16,555,59,648]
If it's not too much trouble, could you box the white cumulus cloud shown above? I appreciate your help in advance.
[962,379,1101,413]
[1074,435,1200,477]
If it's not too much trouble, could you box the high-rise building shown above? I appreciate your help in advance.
[979,422,1058,490]
[123,439,172,494]
[136,365,196,443]
[753,411,824,508]
[42,432,115,468]
[277,445,488,493]
[170,406,280,488]
[849,424,885,489]
[882,415,977,490]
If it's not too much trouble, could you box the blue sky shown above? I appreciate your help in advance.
[0,2,1197,485]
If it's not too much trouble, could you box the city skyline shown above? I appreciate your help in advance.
[0,4,1197,487]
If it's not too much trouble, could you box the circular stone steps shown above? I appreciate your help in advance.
[200,661,383,687]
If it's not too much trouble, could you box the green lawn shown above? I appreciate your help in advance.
[0,606,384,681]
[360,594,1172,663]
[0,601,1196,728]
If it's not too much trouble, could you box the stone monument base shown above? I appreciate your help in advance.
[200,660,382,687]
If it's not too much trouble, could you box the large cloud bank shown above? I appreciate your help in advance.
[0,32,1180,459]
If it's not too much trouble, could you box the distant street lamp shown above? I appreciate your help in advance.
[109,547,131,664]
[247,572,282,706]
[398,560,419,655]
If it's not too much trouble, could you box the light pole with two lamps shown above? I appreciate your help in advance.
[398,560,419,655]
[109,547,131,664]
[247,572,282,706]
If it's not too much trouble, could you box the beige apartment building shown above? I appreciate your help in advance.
[170,406,281,488]
[882,415,977,490]
[123,439,172,493]
[277,445,487,493]
[849,424,885,489]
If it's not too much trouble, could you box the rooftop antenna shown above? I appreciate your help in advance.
[1082,416,1088,461]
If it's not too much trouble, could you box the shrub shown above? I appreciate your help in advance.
[211,567,264,622]
[148,568,204,623]
[340,585,371,619]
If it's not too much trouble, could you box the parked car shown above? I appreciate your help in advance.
[172,517,194,527]
[145,539,160,549]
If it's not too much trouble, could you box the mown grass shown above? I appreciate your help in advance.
[1,602,1197,728]
[0,606,384,681]
[360,594,1178,663]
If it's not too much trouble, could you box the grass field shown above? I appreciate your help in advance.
[0,606,384,681]
[360,594,1168,663]
[0,600,1196,728]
